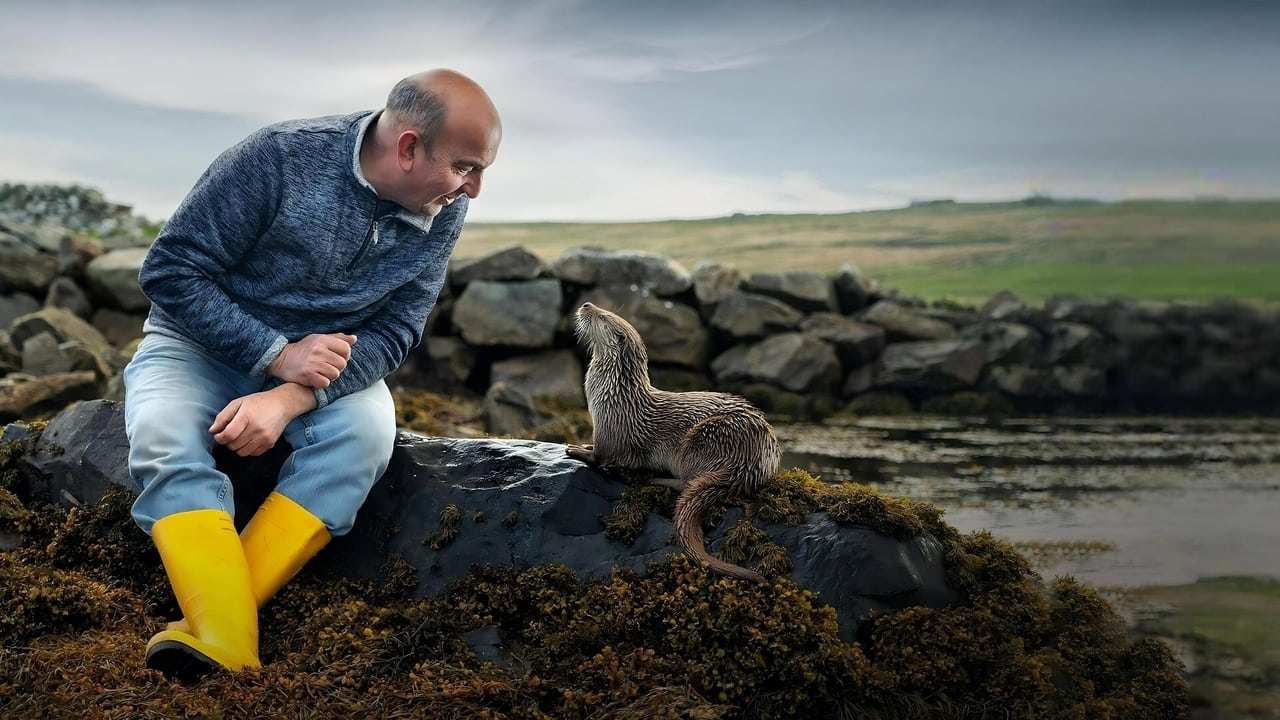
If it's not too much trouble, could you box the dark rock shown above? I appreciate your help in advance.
[482,381,550,435]
[14,399,958,639]
[1046,322,1106,365]
[691,261,741,314]
[983,365,1057,398]
[450,245,545,286]
[9,307,121,379]
[800,313,886,368]
[576,285,709,368]
[0,292,41,330]
[0,225,59,294]
[840,391,915,416]
[960,322,1042,365]
[453,280,562,348]
[85,247,150,311]
[21,332,75,375]
[743,272,837,313]
[708,291,802,341]
[0,371,99,423]
[57,232,106,281]
[981,290,1027,320]
[710,333,842,394]
[91,308,146,348]
[860,301,957,341]
[43,277,92,319]
[412,336,476,391]
[842,364,875,398]
[1052,365,1107,397]
[874,340,986,393]
[551,247,692,296]
[647,366,714,392]
[832,264,873,314]
[490,350,585,407]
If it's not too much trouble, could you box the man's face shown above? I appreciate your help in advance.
[403,116,501,217]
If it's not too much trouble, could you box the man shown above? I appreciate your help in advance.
[122,69,500,680]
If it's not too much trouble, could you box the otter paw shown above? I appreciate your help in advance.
[565,444,596,463]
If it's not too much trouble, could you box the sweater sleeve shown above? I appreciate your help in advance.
[313,196,469,409]
[137,127,290,378]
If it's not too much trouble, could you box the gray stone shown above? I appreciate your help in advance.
[873,339,986,392]
[550,247,692,296]
[91,308,146,348]
[647,366,714,392]
[1046,322,1106,365]
[708,291,803,341]
[0,292,40,330]
[800,313,886,368]
[490,350,585,408]
[85,247,150,311]
[983,365,1056,398]
[743,271,837,313]
[450,245,545,286]
[981,290,1027,320]
[960,322,1043,364]
[482,381,550,435]
[0,371,99,423]
[453,280,562,348]
[842,364,875,398]
[43,276,92,319]
[21,332,75,376]
[860,301,957,341]
[8,307,121,379]
[57,232,106,280]
[0,226,59,294]
[833,264,873,314]
[1052,365,1107,397]
[13,399,959,640]
[577,285,708,368]
[418,336,476,390]
[691,261,741,313]
[710,333,842,394]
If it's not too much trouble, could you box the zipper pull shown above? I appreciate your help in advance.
[372,222,379,246]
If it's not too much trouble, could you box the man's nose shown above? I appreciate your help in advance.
[463,170,483,199]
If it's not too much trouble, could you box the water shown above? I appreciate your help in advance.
[777,416,1280,587]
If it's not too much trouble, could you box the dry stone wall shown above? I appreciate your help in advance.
[2,183,1277,423]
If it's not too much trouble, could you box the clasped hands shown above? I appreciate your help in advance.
[210,333,358,458]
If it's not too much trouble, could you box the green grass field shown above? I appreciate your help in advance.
[455,198,1280,305]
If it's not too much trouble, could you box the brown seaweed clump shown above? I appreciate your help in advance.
[0,455,1188,719]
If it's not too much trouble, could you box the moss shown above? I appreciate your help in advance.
[600,483,672,544]
[425,504,462,550]
[0,459,1187,719]
[471,510,487,524]
[720,519,792,579]
[393,388,481,437]
[501,509,519,528]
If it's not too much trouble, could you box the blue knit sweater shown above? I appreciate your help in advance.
[138,110,468,409]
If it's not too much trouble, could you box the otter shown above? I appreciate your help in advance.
[568,302,782,583]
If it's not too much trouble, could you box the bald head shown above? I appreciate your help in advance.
[385,69,501,152]
[364,68,501,216]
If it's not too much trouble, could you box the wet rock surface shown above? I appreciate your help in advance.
[12,399,957,640]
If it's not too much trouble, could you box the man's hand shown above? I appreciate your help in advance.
[210,384,317,457]
[268,333,357,388]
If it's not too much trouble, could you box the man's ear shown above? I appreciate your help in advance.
[396,131,419,173]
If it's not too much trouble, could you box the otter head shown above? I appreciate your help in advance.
[575,302,650,375]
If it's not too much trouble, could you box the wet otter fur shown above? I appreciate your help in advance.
[569,302,782,583]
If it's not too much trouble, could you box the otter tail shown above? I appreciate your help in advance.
[672,472,767,583]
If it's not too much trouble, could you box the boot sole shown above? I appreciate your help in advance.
[146,640,219,683]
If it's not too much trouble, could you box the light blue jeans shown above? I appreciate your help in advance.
[122,331,398,537]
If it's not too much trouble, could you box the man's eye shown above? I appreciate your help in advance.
[455,166,472,175]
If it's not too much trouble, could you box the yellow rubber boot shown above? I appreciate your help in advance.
[145,509,261,680]
[166,492,331,635]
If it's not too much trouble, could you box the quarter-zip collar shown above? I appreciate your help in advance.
[349,109,435,233]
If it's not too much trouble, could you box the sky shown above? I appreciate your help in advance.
[1,0,1277,222]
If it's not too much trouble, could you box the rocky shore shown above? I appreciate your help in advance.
[3,183,1277,433]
